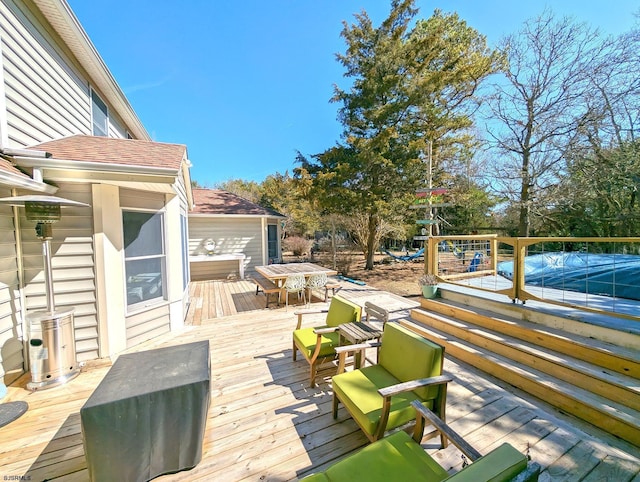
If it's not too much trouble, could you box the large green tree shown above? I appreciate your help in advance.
[300,0,502,269]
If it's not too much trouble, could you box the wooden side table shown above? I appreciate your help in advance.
[338,322,383,368]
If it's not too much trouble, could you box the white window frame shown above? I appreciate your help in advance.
[91,88,109,136]
[122,208,167,312]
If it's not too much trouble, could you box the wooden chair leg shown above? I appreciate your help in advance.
[332,393,339,419]
[292,341,297,361]
[310,363,316,388]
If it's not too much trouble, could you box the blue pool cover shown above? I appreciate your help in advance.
[497,252,640,301]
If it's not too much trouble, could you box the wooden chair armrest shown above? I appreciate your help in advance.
[335,342,381,374]
[294,308,330,329]
[314,326,339,335]
[410,400,482,460]
[334,341,380,354]
[378,374,452,398]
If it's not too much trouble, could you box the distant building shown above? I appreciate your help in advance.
[189,189,284,280]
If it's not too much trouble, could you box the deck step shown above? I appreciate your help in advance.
[406,297,640,447]
[401,317,640,447]
[411,308,640,412]
[417,297,640,379]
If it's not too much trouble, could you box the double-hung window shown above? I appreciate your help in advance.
[91,89,108,136]
[123,210,166,309]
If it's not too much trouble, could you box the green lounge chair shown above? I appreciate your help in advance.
[332,322,451,443]
[301,401,541,481]
[293,295,362,387]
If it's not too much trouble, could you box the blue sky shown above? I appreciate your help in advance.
[67,1,638,187]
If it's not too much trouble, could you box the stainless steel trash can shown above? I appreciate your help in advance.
[27,307,80,391]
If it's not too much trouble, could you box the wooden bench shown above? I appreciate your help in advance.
[251,274,281,307]
[324,280,341,301]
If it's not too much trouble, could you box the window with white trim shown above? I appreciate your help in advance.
[123,210,166,308]
[91,89,108,136]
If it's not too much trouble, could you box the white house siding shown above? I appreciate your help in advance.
[0,0,129,147]
[188,217,263,279]
[20,182,98,362]
[174,168,191,317]
[120,188,170,347]
[0,187,24,385]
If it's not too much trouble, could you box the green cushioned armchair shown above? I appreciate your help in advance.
[293,295,362,387]
[301,401,541,482]
[332,322,451,443]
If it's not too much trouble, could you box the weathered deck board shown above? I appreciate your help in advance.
[0,280,638,481]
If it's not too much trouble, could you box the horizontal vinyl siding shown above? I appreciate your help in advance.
[176,167,191,313]
[20,183,98,362]
[125,304,170,349]
[0,187,24,385]
[120,188,165,211]
[188,217,263,277]
[190,259,242,281]
[0,0,130,146]
[121,188,170,345]
[1,0,89,146]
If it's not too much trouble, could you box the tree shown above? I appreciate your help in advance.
[530,22,640,237]
[215,178,263,203]
[300,0,502,269]
[260,171,320,237]
[484,10,605,236]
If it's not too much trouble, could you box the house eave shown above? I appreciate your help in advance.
[0,170,57,193]
[30,0,149,140]
[13,155,178,177]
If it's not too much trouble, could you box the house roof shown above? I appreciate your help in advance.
[30,135,187,171]
[192,189,284,217]
[0,157,29,177]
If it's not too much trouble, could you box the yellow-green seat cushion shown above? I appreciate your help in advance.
[332,364,433,436]
[444,443,528,482]
[293,326,339,360]
[324,430,448,481]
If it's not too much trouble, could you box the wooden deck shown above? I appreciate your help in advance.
[1,280,639,481]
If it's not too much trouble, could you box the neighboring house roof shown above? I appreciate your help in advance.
[31,0,149,140]
[192,189,284,218]
[30,135,187,171]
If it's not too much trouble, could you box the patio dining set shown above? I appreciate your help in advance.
[252,262,341,308]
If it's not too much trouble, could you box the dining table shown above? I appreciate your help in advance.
[254,262,338,286]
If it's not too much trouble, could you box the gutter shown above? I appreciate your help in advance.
[11,155,179,177]
[0,148,57,193]
[0,169,57,193]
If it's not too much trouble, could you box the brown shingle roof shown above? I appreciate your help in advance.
[30,135,186,170]
[192,189,284,217]
[0,157,30,178]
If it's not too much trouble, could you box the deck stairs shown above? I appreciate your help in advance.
[406,288,640,447]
